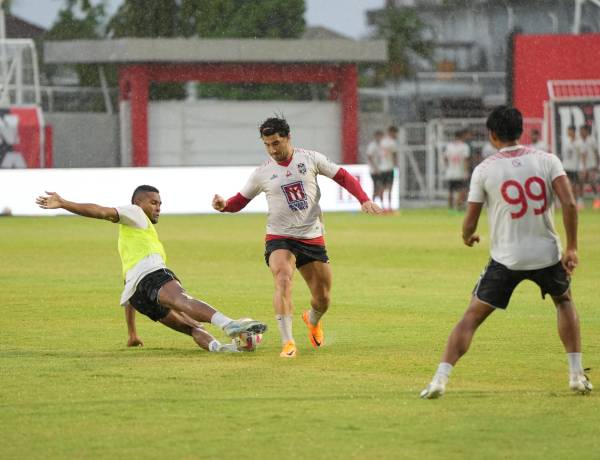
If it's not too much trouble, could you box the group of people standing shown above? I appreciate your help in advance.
[561,124,600,210]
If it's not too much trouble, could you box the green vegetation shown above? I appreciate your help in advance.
[1,210,598,459]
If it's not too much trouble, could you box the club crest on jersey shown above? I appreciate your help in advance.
[281,181,308,211]
[512,159,523,167]
[285,170,292,177]
[297,163,307,175]
[270,173,278,180]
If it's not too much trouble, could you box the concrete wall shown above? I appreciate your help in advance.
[46,113,119,168]
[120,100,341,167]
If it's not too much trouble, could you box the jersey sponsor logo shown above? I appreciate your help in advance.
[297,162,307,175]
[281,181,308,211]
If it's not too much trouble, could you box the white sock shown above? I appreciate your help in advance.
[433,362,453,384]
[211,312,233,329]
[309,308,324,326]
[567,352,583,376]
[208,340,221,352]
[276,314,294,344]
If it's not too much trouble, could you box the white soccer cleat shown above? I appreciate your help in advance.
[569,373,593,394]
[420,381,446,399]
[223,318,267,338]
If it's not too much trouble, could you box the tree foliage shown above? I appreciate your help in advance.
[44,0,311,100]
[107,0,185,100]
[44,0,108,87]
[372,6,433,80]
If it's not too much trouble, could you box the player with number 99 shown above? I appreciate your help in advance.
[421,106,592,399]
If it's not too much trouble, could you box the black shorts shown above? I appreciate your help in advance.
[473,259,570,310]
[380,170,394,187]
[370,173,382,188]
[448,179,467,192]
[128,268,179,321]
[566,170,579,184]
[265,239,329,269]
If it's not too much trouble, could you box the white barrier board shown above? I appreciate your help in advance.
[0,166,399,216]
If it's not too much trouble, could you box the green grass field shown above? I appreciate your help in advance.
[1,209,599,459]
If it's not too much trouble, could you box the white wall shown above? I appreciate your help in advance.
[0,165,399,216]
[120,100,341,167]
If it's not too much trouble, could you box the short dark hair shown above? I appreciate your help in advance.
[375,130,384,136]
[580,124,591,133]
[486,106,523,142]
[259,117,290,138]
[567,125,576,131]
[131,185,159,204]
[388,126,398,133]
[531,128,540,135]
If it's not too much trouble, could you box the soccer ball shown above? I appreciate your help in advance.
[235,331,263,352]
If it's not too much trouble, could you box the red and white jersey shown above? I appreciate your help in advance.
[468,145,565,270]
[240,148,340,239]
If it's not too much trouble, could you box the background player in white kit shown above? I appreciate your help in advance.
[443,129,471,210]
[576,125,600,209]
[366,130,384,206]
[421,106,592,398]
[212,117,382,357]
[561,125,582,206]
[378,126,399,212]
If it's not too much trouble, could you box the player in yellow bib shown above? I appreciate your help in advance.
[36,185,267,352]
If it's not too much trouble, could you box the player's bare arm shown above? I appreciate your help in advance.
[462,202,483,246]
[552,175,578,275]
[125,303,144,347]
[36,191,118,222]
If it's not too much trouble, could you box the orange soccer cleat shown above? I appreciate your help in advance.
[279,340,297,358]
[302,310,324,348]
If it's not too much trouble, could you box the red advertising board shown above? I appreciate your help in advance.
[0,106,46,168]
[513,34,600,119]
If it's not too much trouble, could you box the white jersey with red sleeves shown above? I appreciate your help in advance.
[240,148,340,239]
[468,145,566,270]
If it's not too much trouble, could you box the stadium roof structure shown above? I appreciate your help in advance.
[45,38,387,166]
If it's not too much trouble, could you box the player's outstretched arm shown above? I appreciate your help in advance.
[462,202,483,247]
[124,303,144,347]
[331,168,382,214]
[552,175,578,275]
[36,191,118,222]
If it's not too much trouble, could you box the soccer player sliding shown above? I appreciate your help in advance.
[37,185,267,352]
[213,117,382,357]
[421,106,592,398]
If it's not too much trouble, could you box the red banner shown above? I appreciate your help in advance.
[0,106,45,168]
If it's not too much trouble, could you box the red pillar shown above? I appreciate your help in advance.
[128,66,149,167]
[339,64,359,164]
